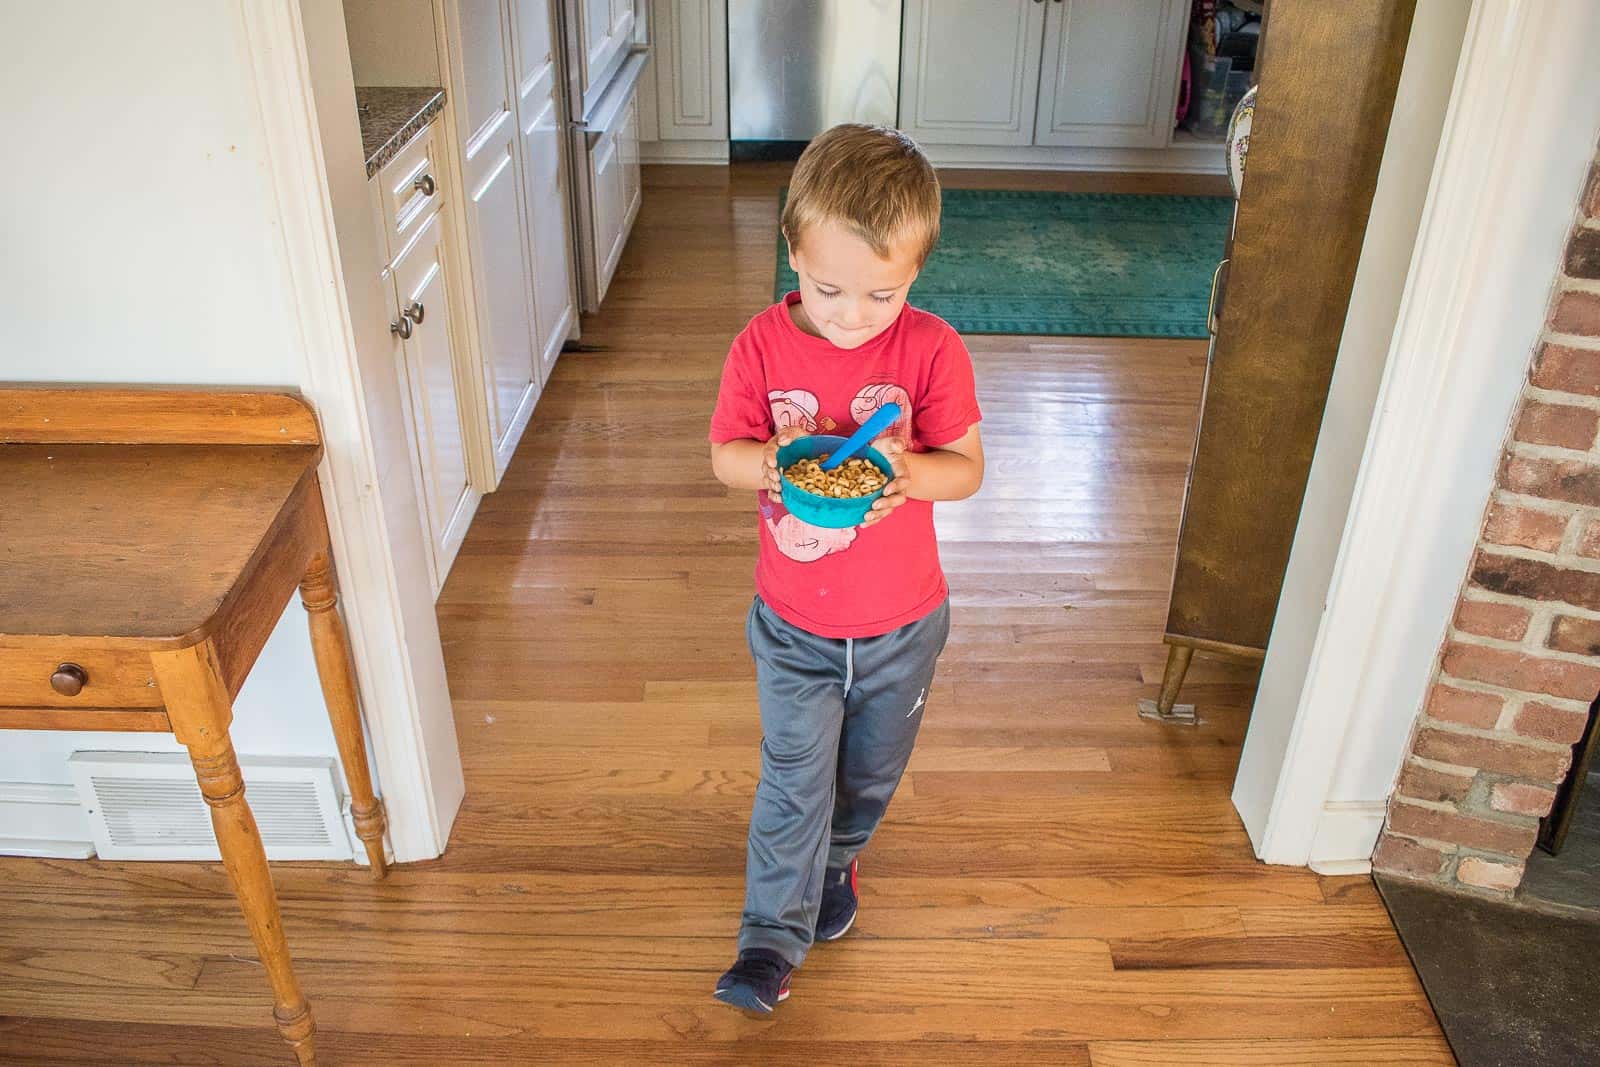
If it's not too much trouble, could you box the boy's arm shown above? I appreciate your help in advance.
[903,424,984,502]
[862,423,983,527]
[711,426,810,495]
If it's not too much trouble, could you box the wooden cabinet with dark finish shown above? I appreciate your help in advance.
[1153,0,1417,717]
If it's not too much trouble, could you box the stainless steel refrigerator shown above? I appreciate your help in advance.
[728,0,903,157]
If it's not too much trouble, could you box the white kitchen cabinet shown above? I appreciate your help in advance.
[901,0,1190,153]
[619,95,641,222]
[509,0,579,386]
[576,0,635,118]
[388,210,475,593]
[650,0,727,142]
[589,93,641,295]
[369,121,480,596]
[899,0,1046,146]
[440,0,542,478]
[1034,0,1188,148]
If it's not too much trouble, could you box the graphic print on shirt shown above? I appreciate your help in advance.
[851,383,913,443]
[764,510,858,562]
[762,381,911,564]
[768,389,837,433]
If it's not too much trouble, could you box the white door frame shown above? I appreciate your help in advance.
[1235,0,1600,870]
[239,0,466,862]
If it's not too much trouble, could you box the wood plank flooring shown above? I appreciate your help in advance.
[0,165,1449,1064]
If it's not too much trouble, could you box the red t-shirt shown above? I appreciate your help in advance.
[709,292,982,638]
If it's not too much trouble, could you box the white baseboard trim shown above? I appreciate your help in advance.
[1308,801,1388,869]
[639,139,1225,175]
[640,140,729,164]
[923,141,1227,174]
[1309,857,1374,876]
[0,783,94,859]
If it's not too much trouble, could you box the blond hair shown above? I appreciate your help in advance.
[782,124,941,265]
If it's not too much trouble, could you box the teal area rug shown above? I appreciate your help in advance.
[774,189,1232,337]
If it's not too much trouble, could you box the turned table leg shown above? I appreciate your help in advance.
[300,550,389,877]
[1157,643,1194,716]
[152,642,316,1066]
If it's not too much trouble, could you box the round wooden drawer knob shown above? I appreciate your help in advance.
[50,663,88,697]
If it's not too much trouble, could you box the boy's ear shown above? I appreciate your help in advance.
[783,230,800,274]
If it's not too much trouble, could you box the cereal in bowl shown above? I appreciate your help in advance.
[783,456,889,499]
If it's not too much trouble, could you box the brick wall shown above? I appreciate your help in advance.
[1373,152,1600,897]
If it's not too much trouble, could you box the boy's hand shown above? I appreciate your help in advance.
[762,426,810,497]
[861,438,911,528]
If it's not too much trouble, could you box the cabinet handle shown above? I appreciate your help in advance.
[391,317,413,340]
[51,663,88,697]
[404,301,425,324]
[1207,258,1229,337]
[413,174,436,196]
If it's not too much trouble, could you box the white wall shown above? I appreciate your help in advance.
[1233,0,1471,859]
[341,0,440,86]
[0,0,341,828]
[4,3,299,383]
[1236,0,1600,869]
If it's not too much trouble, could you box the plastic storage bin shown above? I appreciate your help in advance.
[1223,70,1252,125]
[1184,51,1233,139]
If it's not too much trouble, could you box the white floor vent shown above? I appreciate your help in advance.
[67,752,354,862]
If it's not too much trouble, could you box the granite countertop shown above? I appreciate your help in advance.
[356,86,446,179]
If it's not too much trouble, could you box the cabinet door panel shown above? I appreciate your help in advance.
[579,0,633,114]
[448,0,540,475]
[512,0,578,385]
[391,212,472,587]
[899,0,1045,145]
[1035,0,1187,148]
[620,97,641,226]
[456,0,514,143]
[468,143,540,447]
[590,129,625,292]
[652,0,728,141]
[513,0,554,75]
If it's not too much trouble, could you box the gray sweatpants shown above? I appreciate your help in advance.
[738,596,951,966]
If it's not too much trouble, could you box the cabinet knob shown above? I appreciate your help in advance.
[413,174,436,196]
[404,301,425,324]
[50,663,88,697]
[391,317,414,340]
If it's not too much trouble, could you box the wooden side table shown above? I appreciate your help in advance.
[0,388,389,1065]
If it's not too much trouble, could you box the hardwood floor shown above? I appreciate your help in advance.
[0,165,1449,1064]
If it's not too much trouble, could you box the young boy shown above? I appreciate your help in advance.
[708,124,984,1014]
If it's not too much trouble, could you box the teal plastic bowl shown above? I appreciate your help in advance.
[776,434,893,529]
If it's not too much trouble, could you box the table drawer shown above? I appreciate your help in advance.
[0,647,162,709]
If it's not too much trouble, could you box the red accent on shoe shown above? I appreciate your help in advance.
[849,857,858,895]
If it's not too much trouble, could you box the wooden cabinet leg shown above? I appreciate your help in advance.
[1157,643,1195,715]
[300,550,389,878]
[152,643,316,1066]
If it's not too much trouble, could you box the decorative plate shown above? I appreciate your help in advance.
[1226,84,1257,199]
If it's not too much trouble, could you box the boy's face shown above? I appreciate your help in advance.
[787,217,921,350]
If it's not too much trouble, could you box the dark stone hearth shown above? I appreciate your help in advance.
[1522,773,1600,916]
[1377,875,1600,1066]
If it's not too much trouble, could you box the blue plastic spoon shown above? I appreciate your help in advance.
[819,402,902,471]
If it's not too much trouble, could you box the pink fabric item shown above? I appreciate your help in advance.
[710,292,982,638]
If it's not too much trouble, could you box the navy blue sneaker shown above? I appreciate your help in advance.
[713,948,792,1015]
[816,858,859,942]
